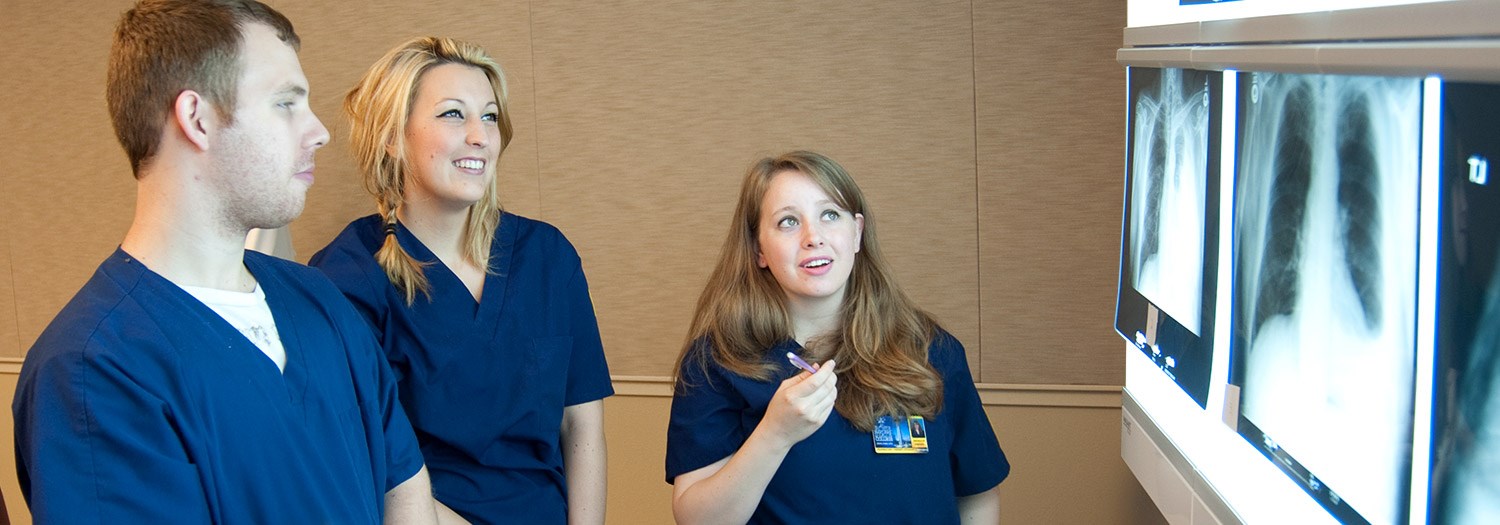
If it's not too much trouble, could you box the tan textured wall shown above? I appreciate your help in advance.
[528,1,984,376]
[976,0,1128,385]
[0,0,1146,522]
[0,0,1127,384]
[0,372,16,525]
[996,403,1166,524]
[1,1,138,359]
[0,220,15,360]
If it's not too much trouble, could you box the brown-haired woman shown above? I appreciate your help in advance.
[665,151,1008,524]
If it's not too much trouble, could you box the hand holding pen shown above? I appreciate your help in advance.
[762,352,838,447]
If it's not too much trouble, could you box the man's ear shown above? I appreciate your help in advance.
[172,90,215,152]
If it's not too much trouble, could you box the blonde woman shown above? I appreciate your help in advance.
[311,37,611,525]
[666,151,1008,524]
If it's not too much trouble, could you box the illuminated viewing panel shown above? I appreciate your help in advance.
[1117,65,1500,524]
[1430,81,1500,525]
[1117,1,1500,523]
[1128,0,1453,28]
[1230,71,1423,525]
[1116,67,1222,409]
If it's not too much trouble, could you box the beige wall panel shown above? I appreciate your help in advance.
[0,211,15,359]
[0,4,19,359]
[280,1,544,260]
[601,394,675,524]
[3,1,136,351]
[990,404,1166,524]
[530,1,981,377]
[974,1,1127,384]
[0,372,20,524]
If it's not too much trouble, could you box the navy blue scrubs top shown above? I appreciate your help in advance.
[12,249,424,524]
[311,213,614,525]
[665,330,1008,524]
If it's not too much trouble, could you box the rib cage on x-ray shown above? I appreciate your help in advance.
[1444,243,1500,523]
[1129,68,1209,335]
[1248,82,1389,336]
[1234,73,1420,525]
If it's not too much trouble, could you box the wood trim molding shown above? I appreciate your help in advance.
[613,375,1121,408]
[0,367,1123,409]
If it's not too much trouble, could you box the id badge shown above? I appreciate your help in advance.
[872,414,929,454]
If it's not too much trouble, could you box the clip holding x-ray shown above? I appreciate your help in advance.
[1469,154,1489,185]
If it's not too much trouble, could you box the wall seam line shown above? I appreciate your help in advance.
[526,0,546,219]
[968,0,984,382]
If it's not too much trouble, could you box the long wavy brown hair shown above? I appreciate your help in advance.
[675,151,943,432]
[343,36,514,304]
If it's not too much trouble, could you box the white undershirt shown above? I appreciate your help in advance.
[179,283,287,373]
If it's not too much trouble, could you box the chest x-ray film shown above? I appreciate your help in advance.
[1116,67,1222,409]
[1431,81,1500,525]
[1231,71,1422,525]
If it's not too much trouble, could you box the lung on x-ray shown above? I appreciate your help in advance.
[1114,67,1221,409]
[1431,81,1500,525]
[1231,71,1422,525]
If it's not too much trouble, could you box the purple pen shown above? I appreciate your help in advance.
[786,351,818,374]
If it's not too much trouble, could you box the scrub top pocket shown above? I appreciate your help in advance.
[523,336,572,403]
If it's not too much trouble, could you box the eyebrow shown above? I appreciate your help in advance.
[771,200,840,216]
[274,84,308,98]
[436,97,499,106]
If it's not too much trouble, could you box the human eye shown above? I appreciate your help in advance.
[776,216,798,229]
[821,209,841,221]
[438,109,463,119]
[481,111,499,122]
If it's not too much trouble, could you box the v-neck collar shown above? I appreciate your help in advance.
[244,252,311,406]
[391,215,517,327]
[110,248,311,407]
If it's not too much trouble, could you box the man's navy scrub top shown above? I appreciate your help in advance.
[13,248,425,524]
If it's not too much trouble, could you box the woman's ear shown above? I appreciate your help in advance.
[854,213,865,253]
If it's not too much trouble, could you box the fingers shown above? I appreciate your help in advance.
[777,359,838,408]
[792,362,838,417]
[807,361,838,418]
[763,359,841,446]
[799,359,837,385]
[806,385,836,420]
[810,361,837,396]
[782,362,837,411]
